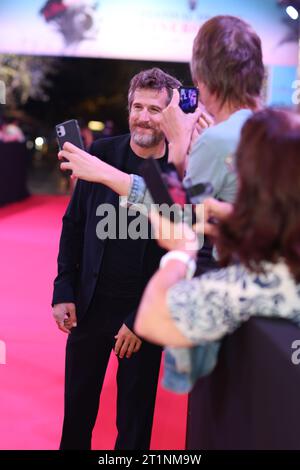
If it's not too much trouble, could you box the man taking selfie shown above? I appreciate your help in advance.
[52,68,181,450]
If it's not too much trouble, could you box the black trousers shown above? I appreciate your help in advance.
[59,293,162,450]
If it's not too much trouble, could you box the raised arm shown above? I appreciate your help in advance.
[59,142,131,196]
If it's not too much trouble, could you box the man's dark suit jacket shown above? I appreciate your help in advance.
[52,134,164,329]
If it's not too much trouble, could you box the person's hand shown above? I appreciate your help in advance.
[159,89,202,167]
[196,109,214,132]
[52,303,77,334]
[188,110,214,154]
[194,198,233,237]
[150,210,199,257]
[58,142,105,182]
[114,323,142,359]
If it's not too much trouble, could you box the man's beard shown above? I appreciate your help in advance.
[131,124,164,148]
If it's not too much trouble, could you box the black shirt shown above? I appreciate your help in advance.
[96,144,169,298]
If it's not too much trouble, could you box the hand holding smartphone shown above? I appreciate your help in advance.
[55,119,84,176]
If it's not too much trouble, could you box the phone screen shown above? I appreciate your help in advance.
[178,86,199,114]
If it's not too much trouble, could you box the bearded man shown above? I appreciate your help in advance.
[52,68,181,450]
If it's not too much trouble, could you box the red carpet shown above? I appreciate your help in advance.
[0,195,187,450]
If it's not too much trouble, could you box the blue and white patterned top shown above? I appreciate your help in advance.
[167,262,300,344]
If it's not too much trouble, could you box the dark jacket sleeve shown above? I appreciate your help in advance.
[52,179,90,306]
[124,311,137,331]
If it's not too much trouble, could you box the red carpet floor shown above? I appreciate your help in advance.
[0,195,187,450]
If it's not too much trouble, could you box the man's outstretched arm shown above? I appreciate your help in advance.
[59,142,131,196]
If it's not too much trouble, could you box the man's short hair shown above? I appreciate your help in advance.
[128,68,181,110]
[191,15,264,109]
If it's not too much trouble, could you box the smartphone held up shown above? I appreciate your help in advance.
[178,86,199,114]
[55,119,84,151]
[55,119,85,178]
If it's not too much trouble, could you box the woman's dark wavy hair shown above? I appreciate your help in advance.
[216,108,300,282]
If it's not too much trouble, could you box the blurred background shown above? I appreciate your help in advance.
[0,0,299,200]
[0,0,299,451]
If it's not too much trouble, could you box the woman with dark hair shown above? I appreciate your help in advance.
[134,108,300,346]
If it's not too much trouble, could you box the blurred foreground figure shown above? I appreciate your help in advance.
[135,109,300,351]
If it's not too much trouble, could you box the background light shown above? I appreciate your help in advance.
[35,137,45,149]
[286,5,299,20]
[26,140,34,150]
[88,121,105,131]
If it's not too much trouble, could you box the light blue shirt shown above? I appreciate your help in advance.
[184,109,252,202]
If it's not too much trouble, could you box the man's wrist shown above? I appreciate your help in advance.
[98,160,113,185]
[101,164,131,194]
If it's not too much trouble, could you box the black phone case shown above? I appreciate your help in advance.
[141,157,175,206]
[55,119,84,151]
[140,157,184,222]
